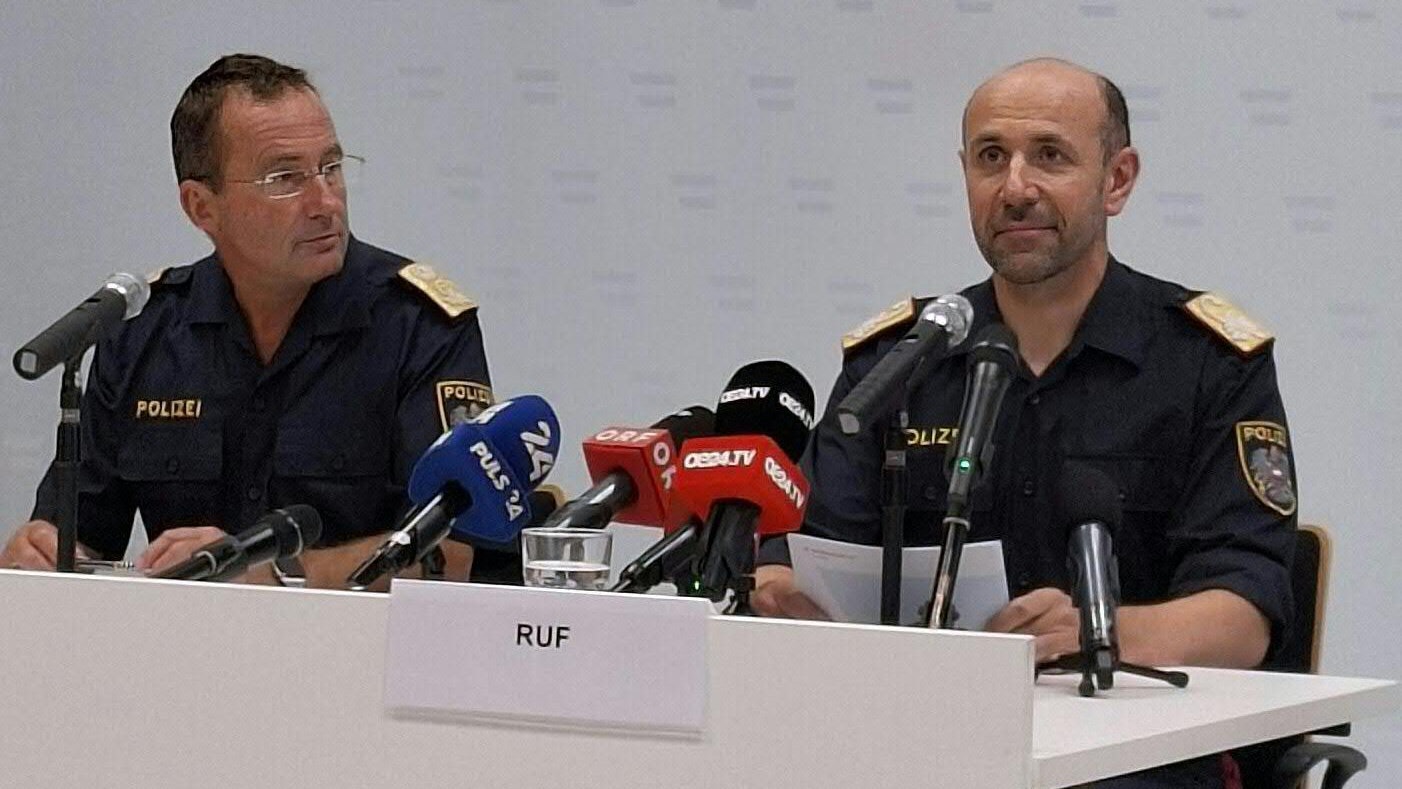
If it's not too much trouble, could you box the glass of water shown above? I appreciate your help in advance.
[520,528,613,591]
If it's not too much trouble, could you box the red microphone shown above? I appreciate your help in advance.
[540,407,715,530]
[674,360,816,605]
[672,435,809,539]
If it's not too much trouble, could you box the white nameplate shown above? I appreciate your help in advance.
[383,580,711,733]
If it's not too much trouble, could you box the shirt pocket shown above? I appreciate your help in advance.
[1061,452,1183,602]
[273,426,388,479]
[116,423,223,527]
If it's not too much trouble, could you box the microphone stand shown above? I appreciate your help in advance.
[878,390,909,626]
[1037,634,1190,698]
[54,355,84,572]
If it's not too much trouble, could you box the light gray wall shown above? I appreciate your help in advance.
[1,2,1397,781]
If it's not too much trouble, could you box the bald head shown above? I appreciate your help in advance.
[963,58,1130,162]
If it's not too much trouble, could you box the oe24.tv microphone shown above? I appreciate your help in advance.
[155,505,323,582]
[927,323,1020,627]
[346,395,561,589]
[836,294,973,435]
[541,405,715,531]
[673,360,815,605]
[14,272,152,380]
[1059,463,1123,690]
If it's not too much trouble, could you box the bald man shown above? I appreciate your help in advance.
[753,59,1296,787]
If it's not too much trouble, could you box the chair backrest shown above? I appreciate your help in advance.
[1234,524,1332,789]
[1281,524,1330,673]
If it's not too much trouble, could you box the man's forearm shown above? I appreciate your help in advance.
[1119,588,1271,668]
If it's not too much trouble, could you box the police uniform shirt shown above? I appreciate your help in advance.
[762,258,1298,648]
[31,236,494,559]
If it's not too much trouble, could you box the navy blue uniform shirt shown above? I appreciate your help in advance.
[761,258,1297,650]
[32,237,493,558]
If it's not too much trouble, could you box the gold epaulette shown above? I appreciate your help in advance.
[841,297,917,353]
[1182,292,1273,356]
[398,263,478,319]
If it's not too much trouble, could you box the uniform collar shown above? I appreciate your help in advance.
[1072,256,1148,369]
[187,236,375,335]
[949,255,1147,369]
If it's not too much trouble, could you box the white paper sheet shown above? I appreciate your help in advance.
[787,533,1010,629]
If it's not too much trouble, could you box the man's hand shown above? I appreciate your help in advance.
[137,526,229,576]
[0,520,91,570]
[750,564,830,620]
[985,587,1080,663]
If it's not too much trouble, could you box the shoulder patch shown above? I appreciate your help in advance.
[842,298,917,352]
[1182,292,1273,356]
[1236,421,1296,516]
[398,263,477,319]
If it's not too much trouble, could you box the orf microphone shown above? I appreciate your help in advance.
[155,505,322,582]
[1059,464,1123,688]
[837,294,973,435]
[346,395,561,589]
[542,406,715,531]
[14,272,151,380]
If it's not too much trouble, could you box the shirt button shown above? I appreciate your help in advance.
[1016,572,1033,591]
[246,485,262,502]
[1022,479,1035,496]
[332,454,347,472]
[924,485,941,501]
[165,457,180,474]
[1029,394,1041,406]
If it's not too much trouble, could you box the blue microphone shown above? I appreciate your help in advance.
[347,395,560,588]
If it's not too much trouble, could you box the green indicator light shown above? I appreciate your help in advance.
[957,458,973,473]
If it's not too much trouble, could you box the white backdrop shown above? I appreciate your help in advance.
[1,2,1399,782]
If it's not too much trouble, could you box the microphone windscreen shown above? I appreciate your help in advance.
[1056,463,1122,529]
[472,394,562,488]
[713,360,815,461]
[968,323,1020,368]
[652,405,716,447]
[278,504,323,550]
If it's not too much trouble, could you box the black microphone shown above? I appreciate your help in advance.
[1059,464,1123,688]
[14,273,151,380]
[928,323,1019,627]
[155,505,322,582]
[837,294,973,435]
[682,360,816,604]
[609,519,700,593]
[944,323,1020,516]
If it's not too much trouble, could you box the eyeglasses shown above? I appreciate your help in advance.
[224,155,365,199]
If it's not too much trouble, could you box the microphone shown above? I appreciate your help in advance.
[155,505,322,582]
[346,395,561,588]
[675,361,815,603]
[609,517,700,593]
[540,405,715,531]
[837,294,973,435]
[928,323,1019,627]
[1059,464,1123,688]
[944,323,1020,516]
[14,272,151,380]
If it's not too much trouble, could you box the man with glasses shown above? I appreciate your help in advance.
[0,54,493,588]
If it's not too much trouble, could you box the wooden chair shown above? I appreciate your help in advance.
[1233,524,1368,789]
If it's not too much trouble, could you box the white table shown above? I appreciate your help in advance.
[0,570,1394,788]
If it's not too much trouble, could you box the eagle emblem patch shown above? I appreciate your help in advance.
[436,380,494,431]
[1235,421,1296,516]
